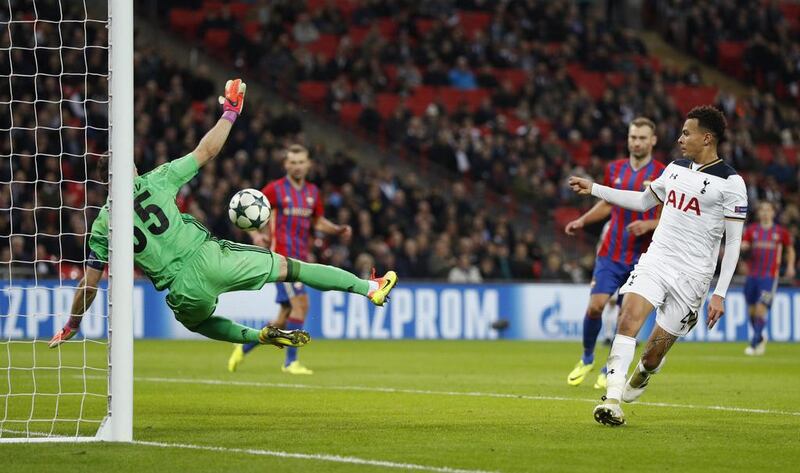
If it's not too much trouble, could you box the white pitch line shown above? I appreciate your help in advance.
[125,375,800,418]
[133,440,498,473]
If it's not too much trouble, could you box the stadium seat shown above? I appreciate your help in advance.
[780,2,800,31]
[756,144,773,165]
[307,34,341,60]
[339,102,363,128]
[203,28,231,54]
[717,41,745,78]
[494,68,528,90]
[553,207,582,236]
[377,19,397,39]
[783,146,798,166]
[415,18,436,37]
[228,2,251,21]
[459,11,491,38]
[202,1,224,13]
[665,85,719,115]
[566,64,606,100]
[298,81,329,106]
[243,21,261,41]
[438,87,490,113]
[376,93,400,119]
[348,26,370,46]
[169,9,203,38]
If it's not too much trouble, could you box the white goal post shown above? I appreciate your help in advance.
[0,0,133,443]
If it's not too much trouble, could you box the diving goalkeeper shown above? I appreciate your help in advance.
[49,79,398,349]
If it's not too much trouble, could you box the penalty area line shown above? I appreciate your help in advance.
[133,440,499,473]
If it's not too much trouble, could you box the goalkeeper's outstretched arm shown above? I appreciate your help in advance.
[48,266,105,348]
[192,79,247,168]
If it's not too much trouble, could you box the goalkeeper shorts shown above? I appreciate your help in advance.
[166,239,282,329]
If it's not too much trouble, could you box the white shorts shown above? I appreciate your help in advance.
[619,261,710,337]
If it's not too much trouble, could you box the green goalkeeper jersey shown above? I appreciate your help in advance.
[88,153,212,290]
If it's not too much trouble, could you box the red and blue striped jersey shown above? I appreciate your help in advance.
[598,158,666,265]
[743,223,792,278]
[262,177,324,260]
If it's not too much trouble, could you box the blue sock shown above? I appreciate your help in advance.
[582,315,602,365]
[751,317,766,347]
[601,365,608,375]
[242,342,258,354]
[284,318,303,367]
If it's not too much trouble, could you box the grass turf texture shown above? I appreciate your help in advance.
[3,340,800,472]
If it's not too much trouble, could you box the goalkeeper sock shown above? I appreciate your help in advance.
[284,318,303,366]
[288,259,370,296]
[191,316,261,344]
[605,334,636,401]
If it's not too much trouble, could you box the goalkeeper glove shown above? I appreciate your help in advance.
[219,78,247,121]
[49,325,78,348]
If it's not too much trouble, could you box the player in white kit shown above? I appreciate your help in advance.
[568,106,748,426]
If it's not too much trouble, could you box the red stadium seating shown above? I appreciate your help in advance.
[459,11,491,38]
[203,28,231,54]
[717,41,746,78]
[553,207,582,238]
[415,18,436,37]
[566,64,607,100]
[756,144,773,165]
[348,26,370,45]
[781,2,800,31]
[169,9,203,38]
[376,93,400,119]
[306,34,341,60]
[494,68,529,90]
[438,87,491,113]
[783,146,798,166]
[228,2,251,21]
[665,85,719,115]
[298,81,329,105]
[339,102,363,128]
[243,21,261,41]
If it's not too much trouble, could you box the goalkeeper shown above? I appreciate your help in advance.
[49,79,398,349]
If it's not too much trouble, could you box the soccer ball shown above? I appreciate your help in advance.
[228,188,271,231]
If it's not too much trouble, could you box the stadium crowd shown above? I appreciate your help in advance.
[654,0,800,105]
[161,0,800,280]
[1,0,798,284]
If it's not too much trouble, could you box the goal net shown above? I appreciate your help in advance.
[0,0,132,442]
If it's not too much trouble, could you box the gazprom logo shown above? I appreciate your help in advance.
[540,295,581,337]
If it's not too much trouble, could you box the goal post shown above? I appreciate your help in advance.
[104,0,134,443]
[0,0,133,443]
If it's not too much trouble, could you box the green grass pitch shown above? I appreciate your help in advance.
[3,340,800,472]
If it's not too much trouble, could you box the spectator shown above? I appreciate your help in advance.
[448,253,483,283]
[448,56,477,90]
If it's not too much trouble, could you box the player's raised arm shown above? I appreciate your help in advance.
[48,266,105,348]
[568,176,660,213]
[192,79,247,169]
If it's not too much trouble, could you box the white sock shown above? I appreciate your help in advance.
[368,280,379,292]
[606,334,637,401]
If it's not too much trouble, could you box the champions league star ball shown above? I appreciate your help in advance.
[228,188,271,230]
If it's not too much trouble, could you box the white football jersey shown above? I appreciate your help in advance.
[642,158,748,280]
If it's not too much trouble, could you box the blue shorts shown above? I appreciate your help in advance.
[591,256,636,296]
[744,276,777,307]
[276,281,307,305]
